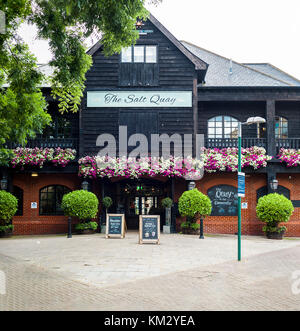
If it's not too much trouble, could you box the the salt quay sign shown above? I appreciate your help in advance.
[87,91,192,108]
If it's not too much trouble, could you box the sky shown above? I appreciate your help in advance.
[19,0,300,80]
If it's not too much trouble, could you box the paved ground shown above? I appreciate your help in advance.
[0,232,300,310]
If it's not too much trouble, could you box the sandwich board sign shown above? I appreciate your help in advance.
[139,215,160,245]
[106,214,126,239]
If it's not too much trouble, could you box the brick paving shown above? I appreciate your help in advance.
[0,234,300,310]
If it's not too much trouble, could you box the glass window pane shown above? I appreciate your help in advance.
[146,46,157,63]
[216,122,222,127]
[134,46,144,63]
[216,128,222,134]
[215,116,222,122]
[121,47,132,63]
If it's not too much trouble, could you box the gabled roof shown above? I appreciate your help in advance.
[87,14,208,72]
[242,63,300,86]
[181,40,298,87]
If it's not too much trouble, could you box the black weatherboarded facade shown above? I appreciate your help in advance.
[3,13,300,236]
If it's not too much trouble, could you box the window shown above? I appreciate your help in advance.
[13,186,23,216]
[208,116,239,139]
[39,117,72,139]
[121,45,157,63]
[275,116,288,139]
[121,47,132,63]
[39,185,71,216]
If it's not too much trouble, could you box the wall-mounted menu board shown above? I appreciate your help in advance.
[207,185,238,216]
[106,214,125,239]
[139,215,160,245]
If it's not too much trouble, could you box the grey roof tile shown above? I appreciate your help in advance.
[242,63,300,86]
[181,41,294,87]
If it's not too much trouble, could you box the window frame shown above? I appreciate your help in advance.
[207,116,239,139]
[121,45,158,64]
[275,116,288,139]
[13,186,23,216]
[39,185,71,216]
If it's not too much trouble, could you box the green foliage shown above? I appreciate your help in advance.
[0,0,155,149]
[102,196,113,210]
[0,190,18,223]
[256,193,294,233]
[61,190,99,220]
[161,197,173,208]
[180,221,200,230]
[178,189,212,219]
[75,221,98,231]
[0,224,14,233]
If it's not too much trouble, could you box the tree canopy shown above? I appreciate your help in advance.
[0,0,161,163]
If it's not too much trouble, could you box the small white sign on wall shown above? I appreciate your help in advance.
[31,202,37,209]
[241,202,248,209]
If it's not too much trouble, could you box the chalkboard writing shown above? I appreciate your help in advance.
[106,214,125,238]
[207,185,238,216]
[139,215,160,244]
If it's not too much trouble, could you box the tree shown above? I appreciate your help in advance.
[0,0,161,162]
[256,193,294,235]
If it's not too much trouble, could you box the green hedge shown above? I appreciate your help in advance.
[61,190,99,220]
[256,193,294,233]
[178,189,212,219]
[0,190,18,223]
[75,221,98,231]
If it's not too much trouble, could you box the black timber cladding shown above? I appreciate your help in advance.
[81,17,201,156]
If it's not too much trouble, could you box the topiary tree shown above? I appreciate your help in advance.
[178,189,212,235]
[0,190,18,236]
[161,197,173,226]
[61,190,99,232]
[161,197,173,209]
[256,193,294,238]
[102,197,113,212]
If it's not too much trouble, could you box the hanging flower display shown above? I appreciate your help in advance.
[202,147,272,173]
[10,147,76,168]
[277,148,300,167]
[78,156,204,179]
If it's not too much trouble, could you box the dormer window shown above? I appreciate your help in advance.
[121,45,157,64]
[119,45,159,86]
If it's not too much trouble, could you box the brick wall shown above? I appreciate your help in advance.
[11,172,300,236]
[175,173,300,237]
[12,173,81,235]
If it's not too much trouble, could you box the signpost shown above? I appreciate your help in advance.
[139,215,160,245]
[106,214,126,239]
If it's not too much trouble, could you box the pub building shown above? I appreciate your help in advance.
[2,13,300,236]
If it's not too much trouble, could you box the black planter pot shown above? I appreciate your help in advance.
[266,231,285,240]
[76,229,96,235]
[182,228,200,235]
[0,229,13,238]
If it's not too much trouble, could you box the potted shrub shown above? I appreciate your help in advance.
[0,190,18,238]
[61,190,99,235]
[178,188,212,236]
[256,193,294,239]
[101,196,113,233]
[161,197,173,234]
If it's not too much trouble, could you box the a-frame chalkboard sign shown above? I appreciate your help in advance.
[106,214,126,239]
[139,215,160,245]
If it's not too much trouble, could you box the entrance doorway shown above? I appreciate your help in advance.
[115,179,166,230]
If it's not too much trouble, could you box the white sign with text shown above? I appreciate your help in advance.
[87,91,192,108]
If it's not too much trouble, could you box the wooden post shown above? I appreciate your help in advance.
[266,100,276,157]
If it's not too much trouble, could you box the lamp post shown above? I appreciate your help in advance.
[237,116,266,261]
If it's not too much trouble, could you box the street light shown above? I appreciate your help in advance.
[237,116,266,261]
[0,176,8,190]
[270,178,279,191]
[81,181,89,191]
